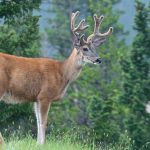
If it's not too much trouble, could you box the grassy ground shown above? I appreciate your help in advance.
[2,136,92,150]
[0,135,134,150]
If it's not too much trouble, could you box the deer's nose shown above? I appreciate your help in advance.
[95,58,102,64]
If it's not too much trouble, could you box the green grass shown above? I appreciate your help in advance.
[1,132,134,150]
[3,136,93,150]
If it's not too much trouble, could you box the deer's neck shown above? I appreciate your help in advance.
[62,48,83,83]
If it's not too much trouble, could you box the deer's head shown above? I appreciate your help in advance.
[71,11,113,64]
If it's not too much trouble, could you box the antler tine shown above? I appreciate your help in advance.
[94,14,113,36]
[100,27,113,36]
[87,14,113,43]
[93,14,104,34]
[71,11,89,35]
[74,19,89,32]
[71,11,79,32]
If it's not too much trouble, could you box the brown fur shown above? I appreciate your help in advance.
[0,48,83,144]
[0,48,81,103]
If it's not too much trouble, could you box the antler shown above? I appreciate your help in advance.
[87,14,113,43]
[70,11,89,36]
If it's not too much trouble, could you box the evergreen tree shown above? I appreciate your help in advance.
[0,0,41,57]
[120,1,150,148]
[86,0,127,143]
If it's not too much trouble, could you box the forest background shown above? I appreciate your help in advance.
[0,0,150,149]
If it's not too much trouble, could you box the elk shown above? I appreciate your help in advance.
[0,11,113,144]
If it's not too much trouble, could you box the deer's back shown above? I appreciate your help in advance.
[0,53,63,103]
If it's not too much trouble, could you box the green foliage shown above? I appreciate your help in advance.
[120,1,150,148]
[0,0,41,56]
[0,0,41,136]
[0,0,41,23]
[86,0,127,143]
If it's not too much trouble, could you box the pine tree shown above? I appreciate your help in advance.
[121,1,150,148]
[86,0,127,143]
[0,0,41,57]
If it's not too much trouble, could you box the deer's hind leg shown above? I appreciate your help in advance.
[34,99,51,145]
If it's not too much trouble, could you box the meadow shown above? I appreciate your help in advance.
[1,132,134,150]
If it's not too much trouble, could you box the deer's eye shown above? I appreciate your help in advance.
[83,48,88,51]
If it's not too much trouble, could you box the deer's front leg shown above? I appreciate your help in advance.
[34,100,51,145]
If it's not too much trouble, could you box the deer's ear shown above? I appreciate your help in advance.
[92,37,106,47]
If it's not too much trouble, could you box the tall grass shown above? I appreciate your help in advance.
[3,136,92,150]
[1,131,134,150]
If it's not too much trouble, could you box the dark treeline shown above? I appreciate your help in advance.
[0,0,150,149]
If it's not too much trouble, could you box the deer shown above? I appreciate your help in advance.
[0,11,113,145]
